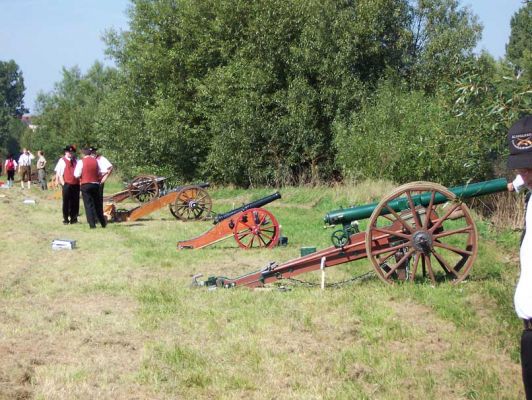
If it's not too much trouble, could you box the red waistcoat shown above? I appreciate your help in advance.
[63,157,79,185]
[80,156,100,184]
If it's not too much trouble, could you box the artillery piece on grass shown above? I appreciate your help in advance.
[177,192,281,250]
[104,175,211,222]
[103,175,166,204]
[194,178,509,288]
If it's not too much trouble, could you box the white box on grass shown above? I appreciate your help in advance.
[51,239,76,250]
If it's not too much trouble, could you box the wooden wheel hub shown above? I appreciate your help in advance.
[411,230,432,254]
[169,186,212,221]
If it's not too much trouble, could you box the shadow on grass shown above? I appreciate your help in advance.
[117,223,145,227]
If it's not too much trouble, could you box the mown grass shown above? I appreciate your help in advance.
[0,178,526,399]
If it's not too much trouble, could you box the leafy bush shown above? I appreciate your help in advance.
[333,79,499,186]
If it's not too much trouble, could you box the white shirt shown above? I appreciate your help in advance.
[97,155,113,173]
[514,175,532,319]
[18,152,34,166]
[73,156,107,182]
[513,175,525,193]
[54,156,74,177]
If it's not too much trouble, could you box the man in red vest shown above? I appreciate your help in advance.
[53,145,80,225]
[74,147,107,228]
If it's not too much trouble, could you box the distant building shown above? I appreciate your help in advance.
[21,114,38,132]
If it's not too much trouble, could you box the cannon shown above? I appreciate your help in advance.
[104,179,211,223]
[194,179,509,288]
[104,175,211,221]
[103,175,166,203]
[177,192,281,250]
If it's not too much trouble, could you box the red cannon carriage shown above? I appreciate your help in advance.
[177,192,281,250]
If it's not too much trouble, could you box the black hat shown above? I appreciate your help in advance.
[507,115,532,170]
[63,145,76,153]
[89,146,98,153]
[82,147,92,155]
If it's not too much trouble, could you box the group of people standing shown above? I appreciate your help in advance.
[2,148,48,190]
[1,144,113,229]
[54,144,112,228]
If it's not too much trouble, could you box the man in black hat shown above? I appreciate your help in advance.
[53,145,80,224]
[507,115,532,398]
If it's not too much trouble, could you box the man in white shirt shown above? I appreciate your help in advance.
[54,145,80,225]
[90,146,113,198]
[17,148,34,189]
[74,147,108,228]
[507,115,532,399]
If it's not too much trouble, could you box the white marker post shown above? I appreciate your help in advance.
[320,256,326,290]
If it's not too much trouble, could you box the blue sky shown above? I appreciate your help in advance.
[0,0,130,113]
[0,0,525,114]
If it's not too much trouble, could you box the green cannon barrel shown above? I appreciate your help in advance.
[324,178,508,226]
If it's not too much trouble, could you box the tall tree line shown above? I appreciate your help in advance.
[0,60,28,157]
[29,0,531,186]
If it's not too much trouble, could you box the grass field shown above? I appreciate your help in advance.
[0,178,526,399]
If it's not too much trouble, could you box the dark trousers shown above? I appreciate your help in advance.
[99,183,105,208]
[38,169,47,190]
[522,330,532,399]
[98,183,106,222]
[62,183,80,222]
[81,183,106,228]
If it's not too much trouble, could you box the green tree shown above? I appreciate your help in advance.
[452,55,531,169]
[103,0,413,185]
[334,79,499,186]
[335,49,531,186]
[29,62,117,161]
[100,0,484,185]
[201,0,413,185]
[0,60,28,153]
[0,60,27,117]
[506,3,531,76]
[405,0,482,92]
[100,0,220,180]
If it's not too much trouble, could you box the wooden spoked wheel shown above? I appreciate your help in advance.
[127,175,159,203]
[170,186,212,221]
[365,182,478,285]
[233,208,280,249]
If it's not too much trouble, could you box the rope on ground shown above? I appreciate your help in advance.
[283,271,375,288]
